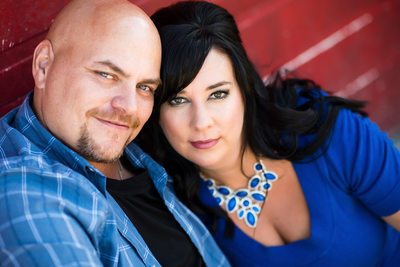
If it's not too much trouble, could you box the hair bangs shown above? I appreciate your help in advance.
[157,24,213,105]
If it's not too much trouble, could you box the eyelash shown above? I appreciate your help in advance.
[94,71,155,93]
[168,90,229,106]
[138,84,154,93]
[210,90,229,99]
[169,96,187,106]
[95,71,115,80]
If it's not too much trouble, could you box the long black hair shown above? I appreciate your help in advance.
[136,1,367,234]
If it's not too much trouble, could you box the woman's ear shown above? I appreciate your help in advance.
[32,39,54,89]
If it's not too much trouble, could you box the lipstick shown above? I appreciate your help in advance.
[190,138,219,149]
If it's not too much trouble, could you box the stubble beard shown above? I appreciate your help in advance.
[77,108,141,163]
[77,123,127,164]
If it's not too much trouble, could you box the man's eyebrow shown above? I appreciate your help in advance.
[94,60,127,77]
[140,78,162,88]
[207,81,232,90]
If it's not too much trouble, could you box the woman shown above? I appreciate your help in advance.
[137,1,400,266]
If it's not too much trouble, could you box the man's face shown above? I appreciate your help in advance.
[39,17,161,163]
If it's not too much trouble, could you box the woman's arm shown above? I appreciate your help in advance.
[383,210,400,232]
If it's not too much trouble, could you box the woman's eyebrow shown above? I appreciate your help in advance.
[207,81,232,90]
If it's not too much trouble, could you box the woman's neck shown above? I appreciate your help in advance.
[199,147,259,190]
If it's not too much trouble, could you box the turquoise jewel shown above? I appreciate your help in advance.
[264,183,271,190]
[236,190,248,197]
[218,187,230,195]
[255,163,262,171]
[227,197,238,212]
[251,192,265,201]
[249,177,260,188]
[264,172,277,180]
[238,209,245,219]
[252,206,261,213]
[246,211,257,227]
[201,159,278,228]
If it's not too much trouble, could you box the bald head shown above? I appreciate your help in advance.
[31,0,162,167]
[46,0,159,56]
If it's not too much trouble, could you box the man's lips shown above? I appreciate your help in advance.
[96,118,129,130]
[190,138,219,149]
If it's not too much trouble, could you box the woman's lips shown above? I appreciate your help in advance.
[190,138,219,149]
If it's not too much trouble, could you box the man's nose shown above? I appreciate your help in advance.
[110,83,138,115]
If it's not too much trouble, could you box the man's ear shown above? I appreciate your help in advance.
[32,40,54,89]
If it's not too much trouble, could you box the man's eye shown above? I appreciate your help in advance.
[138,85,152,92]
[209,90,229,99]
[97,71,114,80]
[169,97,188,106]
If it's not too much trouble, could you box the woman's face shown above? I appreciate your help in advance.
[159,48,245,172]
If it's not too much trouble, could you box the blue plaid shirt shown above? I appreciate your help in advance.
[0,93,230,267]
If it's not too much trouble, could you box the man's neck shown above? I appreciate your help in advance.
[89,159,136,180]
[89,161,121,180]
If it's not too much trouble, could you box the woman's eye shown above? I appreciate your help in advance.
[209,90,229,99]
[169,97,187,106]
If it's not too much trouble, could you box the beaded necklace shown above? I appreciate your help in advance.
[202,160,278,228]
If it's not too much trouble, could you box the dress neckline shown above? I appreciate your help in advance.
[200,160,336,266]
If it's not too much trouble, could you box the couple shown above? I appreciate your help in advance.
[1,0,399,266]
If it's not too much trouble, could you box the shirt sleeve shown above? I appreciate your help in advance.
[0,169,105,266]
[326,108,400,217]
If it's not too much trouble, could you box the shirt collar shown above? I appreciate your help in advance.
[11,93,107,192]
[124,142,168,195]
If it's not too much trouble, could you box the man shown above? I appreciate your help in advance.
[0,0,229,266]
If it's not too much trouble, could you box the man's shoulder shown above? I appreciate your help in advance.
[0,154,111,230]
[0,158,114,267]
[1,152,69,174]
[0,105,37,158]
[0,154,99,198]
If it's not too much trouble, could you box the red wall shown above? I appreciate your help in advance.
[1,0,400,136]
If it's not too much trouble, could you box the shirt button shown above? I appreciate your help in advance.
[85,166,94,172]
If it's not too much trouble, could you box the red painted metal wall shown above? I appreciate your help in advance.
[1,0,400,137]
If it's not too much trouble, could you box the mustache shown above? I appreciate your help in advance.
[87,108,140,129]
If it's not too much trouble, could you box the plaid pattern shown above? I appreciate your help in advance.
[0,93,230,267]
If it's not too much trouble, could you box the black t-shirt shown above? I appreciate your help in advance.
[106,167,205,267]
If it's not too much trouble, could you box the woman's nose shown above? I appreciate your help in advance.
[190,103,213,131]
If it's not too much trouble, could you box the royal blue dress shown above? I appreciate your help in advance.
[199,107,400,266]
